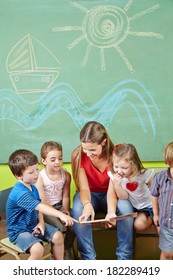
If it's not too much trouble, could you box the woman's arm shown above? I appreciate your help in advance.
[71,147,94,221]
[78,168,91,204]
[77,168,95,222]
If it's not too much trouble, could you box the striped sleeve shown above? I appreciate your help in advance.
[17,191,40,213]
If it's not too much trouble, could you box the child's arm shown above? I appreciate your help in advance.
[146,178,153,187]
[62,170,71,214]
[106,180,118,218]
[36,173,49,205]
[146,169,155,187]
[105,180,118,228]
[33,212,45,235]
[151,196,159,227]
[35,203,75,226]
[108,171,129,199]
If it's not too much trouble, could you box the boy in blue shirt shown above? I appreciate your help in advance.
[6,149,74,260]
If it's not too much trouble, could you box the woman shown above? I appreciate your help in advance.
[71,121,134,260]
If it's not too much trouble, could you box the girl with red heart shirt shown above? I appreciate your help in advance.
[107,143,154,232]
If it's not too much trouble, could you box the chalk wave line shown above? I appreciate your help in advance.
[0,80,158,137]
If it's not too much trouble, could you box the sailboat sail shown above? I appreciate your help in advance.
[7,35,32,72]
[6,34,61,94]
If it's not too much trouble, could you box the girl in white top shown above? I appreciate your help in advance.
[107,143,154,232]
[36,141,75,258]
[39,168,68,212]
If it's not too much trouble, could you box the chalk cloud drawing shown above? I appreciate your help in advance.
[6,34,61,94]
[53,1,164,72]
[0,80,159,138]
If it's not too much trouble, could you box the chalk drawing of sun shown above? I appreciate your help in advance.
[53,1,164,73]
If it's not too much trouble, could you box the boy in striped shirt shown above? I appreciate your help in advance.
[6,149,74,260]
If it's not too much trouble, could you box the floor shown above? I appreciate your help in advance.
[0,212,160,260]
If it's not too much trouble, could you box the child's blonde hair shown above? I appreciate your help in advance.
[164,142,173,167]
[40,141,62,160]
[113,143,145,174]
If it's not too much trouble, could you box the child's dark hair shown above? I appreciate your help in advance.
[40,141,62,159]
[113,144,145,174]
[8,149,38,177]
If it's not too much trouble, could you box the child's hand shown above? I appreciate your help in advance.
[113,172,123,185]
[62,210,70,216]
[59,212,74,226]
[108,171,123,185]
[33,222,45,236]
[153,214,159,227]
[104,213,117,228]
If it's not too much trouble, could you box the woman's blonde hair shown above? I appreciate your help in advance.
[113,143,145,174]
[164,142,173,167]
[71,121,114,188]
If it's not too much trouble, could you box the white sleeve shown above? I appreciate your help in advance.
[145,169,155,184]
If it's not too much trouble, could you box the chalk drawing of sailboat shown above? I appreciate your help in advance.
[6,34,61,94]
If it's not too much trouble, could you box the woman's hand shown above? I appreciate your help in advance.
[79,202,95,222]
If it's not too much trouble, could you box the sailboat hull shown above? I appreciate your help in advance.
[9,71,59,94]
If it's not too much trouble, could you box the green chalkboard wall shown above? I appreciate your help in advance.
[0,0,172,162]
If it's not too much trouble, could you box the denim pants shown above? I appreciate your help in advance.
[72,192,134,260]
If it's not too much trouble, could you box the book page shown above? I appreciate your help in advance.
[79,212,137,225]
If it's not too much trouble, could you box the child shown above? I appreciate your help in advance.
[6,149,74,260]
[107,143,154,232]
[36,141,75,259]
[150,142,173,260]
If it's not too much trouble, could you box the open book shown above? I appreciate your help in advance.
[79,212,138,225]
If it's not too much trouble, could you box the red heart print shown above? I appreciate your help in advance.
[126,181,138,192]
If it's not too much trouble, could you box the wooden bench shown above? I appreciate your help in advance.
[133,224,159,259]
[0,237,51,260]
[72,212,159,260]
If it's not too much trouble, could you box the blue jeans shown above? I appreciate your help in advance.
[72,192,134,260]
[15,223,59,253]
